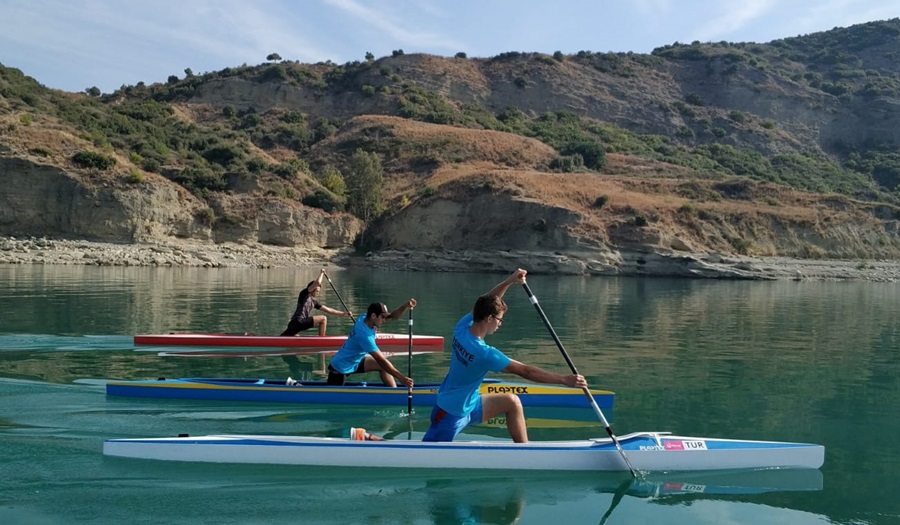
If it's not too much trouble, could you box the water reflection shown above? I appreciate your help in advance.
[49,462,824,525]
[1,266,896,524]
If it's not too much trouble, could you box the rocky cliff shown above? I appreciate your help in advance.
[2,19,900,275]
[0,156,362,251]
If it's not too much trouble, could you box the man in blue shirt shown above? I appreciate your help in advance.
[423,269,587,443]
[327,299,416,388]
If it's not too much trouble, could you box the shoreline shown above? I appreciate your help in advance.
[1,236,897,282]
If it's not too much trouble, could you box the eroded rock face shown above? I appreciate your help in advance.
[0,158,207,241]
[0,158,362,249]
[376,192,584,251]
[208,194,361,248]
[369,187,900,276]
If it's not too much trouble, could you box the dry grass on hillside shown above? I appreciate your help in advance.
[426,161,848,226]
[390,54,490,96]
[0,112,163,186]
[346,115,558,166]
[2,113,89,161]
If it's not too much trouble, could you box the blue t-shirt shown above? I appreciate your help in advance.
[330,316,379,374]
[435,313,511,416]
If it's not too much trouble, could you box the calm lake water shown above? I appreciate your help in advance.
[0,264,898,524]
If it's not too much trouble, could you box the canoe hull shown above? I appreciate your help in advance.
[134,333,443,349]
[103,432,824,472]
[105,378,615,409]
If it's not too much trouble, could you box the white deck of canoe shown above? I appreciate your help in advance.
[103,431,825,472]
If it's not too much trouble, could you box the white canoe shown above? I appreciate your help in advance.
[103,431,824,472]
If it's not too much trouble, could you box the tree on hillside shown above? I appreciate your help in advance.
[184,68,194,77]
[85,86,101,97]
[317,164,346,197]
[345,149,384,222]
[267,53,282,62]
[365,51,375,62]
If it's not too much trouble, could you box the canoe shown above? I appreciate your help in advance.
[154,349,437,358]
[102,431,824,471]
[133,332,444,349]
[105,377,615,409]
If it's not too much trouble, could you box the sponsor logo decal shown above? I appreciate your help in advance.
[663,482,706,493]
[639,440,709,451]
[664,440,708,451]
[485,386,529,394]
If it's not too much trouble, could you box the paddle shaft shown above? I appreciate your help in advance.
[522,283,638,477]
[322,271,355,322]
[407,308,413,415]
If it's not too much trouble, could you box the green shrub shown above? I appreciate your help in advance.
[728,110,746,123]
[126,168,145,183]
[560,140,606,170]
[168,166,226,193]
[246,157,267,173]
[72,151,117,170]
[302,189,343,212]
[684,93,704,106]
[202,144,244,167]
[316,165,346,196]
[197,207,215,226]
[550,154,583,172]
[678,202,696,215]
[141,158,161,173]
[676,126,695,138]
[727,236,751,254]
[28,147,51,157]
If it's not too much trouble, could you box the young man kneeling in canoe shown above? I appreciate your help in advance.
[326,300,416,388]
[281,269,353,337]
[423,269,587,443]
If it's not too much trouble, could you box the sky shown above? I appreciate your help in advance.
[1,0,899,94]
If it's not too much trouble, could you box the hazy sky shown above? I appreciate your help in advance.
[2,0,898,94]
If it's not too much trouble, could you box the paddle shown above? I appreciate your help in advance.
[522,283,638,478]
[322,270,355,322]
[407,306,414,417]
[599,478,634,525]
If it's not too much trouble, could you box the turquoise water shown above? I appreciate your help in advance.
[0,265,898,524]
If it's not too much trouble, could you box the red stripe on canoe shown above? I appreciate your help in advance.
[134,333,444,349]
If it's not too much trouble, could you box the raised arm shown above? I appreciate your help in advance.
[307,268,326,292]
[486,268,528,300]
[384,298,416,322]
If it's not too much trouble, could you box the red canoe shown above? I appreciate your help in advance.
[133,332,444,350]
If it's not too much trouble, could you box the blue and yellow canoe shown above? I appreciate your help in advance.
[105,377,614,409]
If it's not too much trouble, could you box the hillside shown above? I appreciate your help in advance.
[2,19,900,275]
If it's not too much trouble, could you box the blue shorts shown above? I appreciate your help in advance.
[422,398,484,442]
